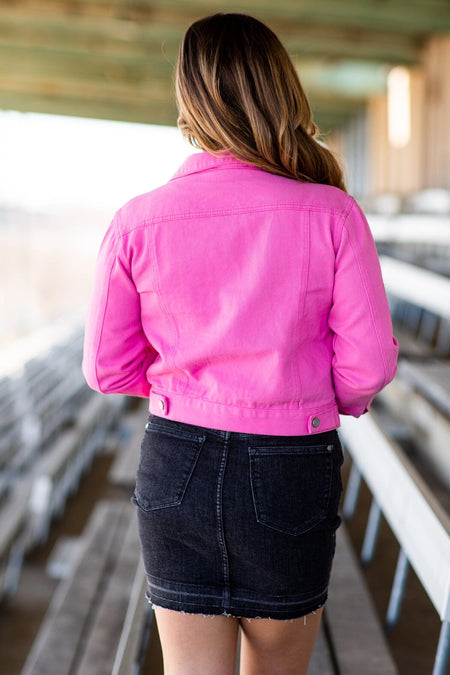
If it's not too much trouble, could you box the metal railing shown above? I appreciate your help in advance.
[340,413,450,675]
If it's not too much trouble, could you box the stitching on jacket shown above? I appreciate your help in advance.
[148,222,184,388]
[170,160,255,180]
[291,211,310,403]
[341,204,388,387]
[333,195,355,255]
[116,202,351,238]
[92,222,119,393]
[151,388,337,414]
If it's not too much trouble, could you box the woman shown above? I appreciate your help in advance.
[83,13,398,674]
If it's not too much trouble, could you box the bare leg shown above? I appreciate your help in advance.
[239,607,324,675]
[154,606,240,675]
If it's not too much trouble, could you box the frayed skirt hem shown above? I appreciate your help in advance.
[145,588,327,622]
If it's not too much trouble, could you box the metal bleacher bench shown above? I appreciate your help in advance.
[379,359,450,489]
[0,391,121,602]
[340,412,450,675]
[308,523,398,675]
[0,322,125,603]
[21,500,150,675]
[380,255,450,359]
[109,402,149,489]
[378,255,450,488]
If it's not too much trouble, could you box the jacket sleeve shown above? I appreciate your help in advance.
[82,214,156,398]
[328,198,398,416]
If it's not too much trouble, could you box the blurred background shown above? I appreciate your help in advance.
[0,2,449,674]
[1,0,450,347]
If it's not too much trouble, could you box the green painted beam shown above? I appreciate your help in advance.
[8,0,450,35]
[0,43,381,118]
[0,10,184,60]
[0,43,173,84]
[284,29,420,65]
[1,0,447,130]
[0,8,423,65]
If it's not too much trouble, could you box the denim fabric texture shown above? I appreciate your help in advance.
[83,152,398,430]
[132,414,344,620]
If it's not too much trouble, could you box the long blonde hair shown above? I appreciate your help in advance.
[176,13,346,191]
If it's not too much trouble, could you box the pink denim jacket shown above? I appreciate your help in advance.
[83,151,398,435]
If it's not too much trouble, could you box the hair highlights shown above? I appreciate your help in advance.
[176,13,346,191]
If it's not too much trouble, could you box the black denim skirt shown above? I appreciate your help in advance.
[132,414,344,620]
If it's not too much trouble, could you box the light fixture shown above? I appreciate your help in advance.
[387,66,411,149]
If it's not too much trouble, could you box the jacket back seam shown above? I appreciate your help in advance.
[116,200,354,238]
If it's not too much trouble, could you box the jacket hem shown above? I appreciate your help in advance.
[148,389,340,436]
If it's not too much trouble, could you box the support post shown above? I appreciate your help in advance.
[361,499,382,567]
[432,621,450,675]
[343,463,362,521]
[385,548,409,631]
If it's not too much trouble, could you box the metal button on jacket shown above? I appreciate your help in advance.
[312,417,320,428]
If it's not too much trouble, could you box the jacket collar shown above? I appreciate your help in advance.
[171,151,253,180]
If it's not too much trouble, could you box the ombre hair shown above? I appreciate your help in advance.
[176,13,346,191]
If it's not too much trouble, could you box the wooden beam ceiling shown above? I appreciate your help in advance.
[1,0,449,130]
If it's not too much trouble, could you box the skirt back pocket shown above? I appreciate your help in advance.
[248,444,333,535]
[134,421,206,511]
